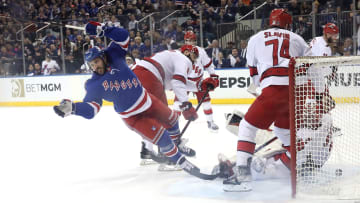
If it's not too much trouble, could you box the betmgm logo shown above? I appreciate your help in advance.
[11,79,25,97]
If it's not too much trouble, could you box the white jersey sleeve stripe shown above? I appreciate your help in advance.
[87,101,101,116]
[113,36,130,50]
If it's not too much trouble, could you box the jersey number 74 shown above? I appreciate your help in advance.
[265,39,290,66]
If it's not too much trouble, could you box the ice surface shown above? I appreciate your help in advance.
[0,105,354,203]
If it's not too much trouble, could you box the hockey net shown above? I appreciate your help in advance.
[289,56,360,199]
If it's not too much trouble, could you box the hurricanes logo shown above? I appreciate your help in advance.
[11,79,25,97]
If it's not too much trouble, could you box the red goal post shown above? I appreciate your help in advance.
[289,56,360,199]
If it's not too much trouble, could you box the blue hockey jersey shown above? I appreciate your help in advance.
[74,27,151,119]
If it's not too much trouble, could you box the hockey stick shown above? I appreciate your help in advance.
[179,87,211,138]
[179,157,219,180]
[0,15,84,31]
[254,136,278,154]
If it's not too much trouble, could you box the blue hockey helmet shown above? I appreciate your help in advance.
[85,46,104,63]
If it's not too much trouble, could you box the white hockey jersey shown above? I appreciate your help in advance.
[307,36,333,93]
[135,50,192,103]
[41,59,60,75]
[246,27,311,89]
[186,46,216,92]
[309,36,332,56]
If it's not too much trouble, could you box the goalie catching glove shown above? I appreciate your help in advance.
[180,101,198,121]
[198,74,219,91]
[53,99,75,118]
[85,21,108,37]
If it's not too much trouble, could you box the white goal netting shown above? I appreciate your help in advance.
[289,56,360,199]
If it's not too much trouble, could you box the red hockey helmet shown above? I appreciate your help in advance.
[181,44,199,57]
[184,31,197,41]
[269,9,292,29]
[323,23,339,35]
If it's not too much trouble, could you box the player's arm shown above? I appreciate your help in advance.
[246,37,260,87]
[85,21,130,52]
[54,82,103,119]
[172,55,198,121]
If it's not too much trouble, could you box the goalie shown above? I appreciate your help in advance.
[215,107,335,181]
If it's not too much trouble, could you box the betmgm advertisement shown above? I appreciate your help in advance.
[0,75,90,106]
[0,69,258,106]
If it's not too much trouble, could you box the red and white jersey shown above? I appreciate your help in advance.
[41,59,60,75]
[136,50,192,103]
[309,36,332,56]
[186,46,216,92]
[247,27,311,89]
[306,37,333,93]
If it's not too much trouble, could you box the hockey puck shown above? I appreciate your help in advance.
[335,169,342,176]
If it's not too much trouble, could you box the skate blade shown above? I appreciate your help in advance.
[209,128,219,133]
[223,182,252,192]
[158,164,182,171]
[140,159,157,166]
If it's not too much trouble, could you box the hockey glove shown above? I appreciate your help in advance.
[180,101,198,121]
[53,99,75,118]
[199,76,219,92]
[85,21,107,37]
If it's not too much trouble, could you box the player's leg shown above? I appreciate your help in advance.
[146,94,195,158]
[122,115,185,165]
[194,91,219,132]
[223,86,282,192]
[133,66,170,163]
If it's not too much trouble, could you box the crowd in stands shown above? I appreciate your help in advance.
[0,0,357,76]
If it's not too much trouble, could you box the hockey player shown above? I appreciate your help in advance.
[223,9,311,192]
[53,22,203,178]
[135,45,219,168]
[174,31,220,132]
[310,22,339,56]
[293,23,341,174]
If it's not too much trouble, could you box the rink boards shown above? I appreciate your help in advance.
[0,68,257,106]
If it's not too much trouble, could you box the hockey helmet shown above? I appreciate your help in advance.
[181,44,199,57]
[323,23,339,35]
[269,9,292,29]
[184,31,197,41]
[85,46,104,63]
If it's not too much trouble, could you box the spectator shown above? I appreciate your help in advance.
[223,41,235,58]
[175,25,185,43]
[33,63,42,75]
[41,54,60,75]
[213,52,230,68]
[342,37,353,55]
[239,39,248,65]
[206,39,223,63]
[89,2,98,17]
[228,48,246,67]
[139,38,152,58]
[44,30,56,45]
[128,14,139,31]
[27,64,35,76]
[126,55,135,68]
[143,0,155,13]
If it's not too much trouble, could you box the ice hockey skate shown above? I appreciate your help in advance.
[175,138,196,157]
[207,121,219,132]
[223,158,252,192]
[140,141,157,166]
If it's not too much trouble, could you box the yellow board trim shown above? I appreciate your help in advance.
[1,97,358,107]
[0,99,256,107]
